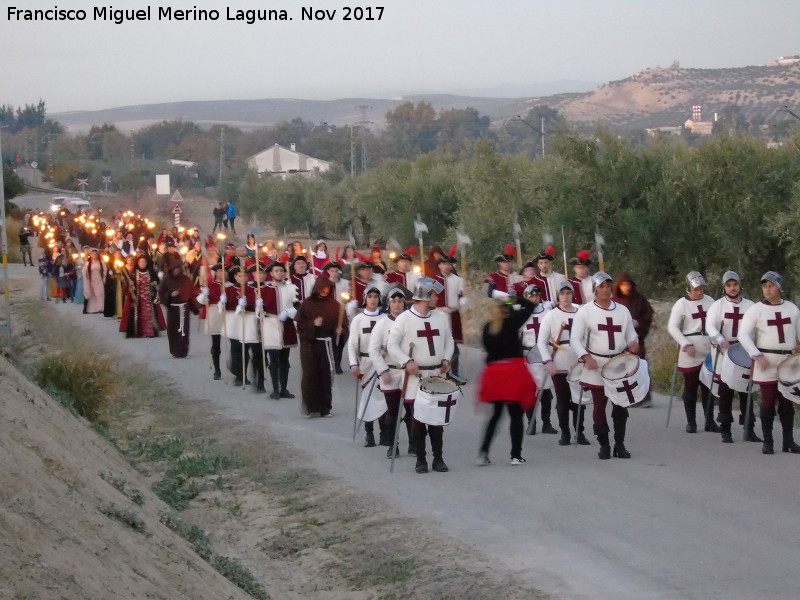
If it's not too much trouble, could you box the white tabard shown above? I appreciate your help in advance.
[387,307,454,402]
[537,305,580,374]
[369,314,404,392]
[570,300,637,389]
[668,295,714,370]
[347,309,382,383]
[738,299,800,384]
[706,296,754,344]
[520,304,553,391]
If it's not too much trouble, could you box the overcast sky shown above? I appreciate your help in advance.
[2,0,798,113]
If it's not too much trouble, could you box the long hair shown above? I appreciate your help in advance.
[487,301,508,336]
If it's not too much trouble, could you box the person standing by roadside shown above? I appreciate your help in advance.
[38,249,53,301]
[18,226,33,266]
[226,201,237,234]
[614,272,655,407]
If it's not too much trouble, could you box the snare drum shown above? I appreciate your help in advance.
[357,376,387,422]
[720,342,753,393]
[601,354,650,407]
[526,346,553,391]
[777,353,800,404]
[415,376,461,426]
[699,351,721,397]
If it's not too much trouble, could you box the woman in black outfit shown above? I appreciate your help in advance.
[477,292,537,465]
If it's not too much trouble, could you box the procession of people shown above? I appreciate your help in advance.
[24,204,800,474]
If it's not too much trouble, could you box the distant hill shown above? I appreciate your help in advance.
[52,60,800,133]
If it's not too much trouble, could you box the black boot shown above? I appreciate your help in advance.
[378,416,391,446]
[413,426,428,473]
[684,394,697,433]
[211,349,222,380]
[429,426,448,472]
[269,363,280,399]
[760,407,775,455]
[558,432,571,446]
[575,405,590,445]
[595,424,611,460]
[778,403,800,454]
[702,388,720,432]
[744,412,762,442]
[364,422,376,448]
[540,392,558,434]
[556,401,570,445]
[612,408,631,458]
[279,365,295,398]
[386,445,399,459]
[718,412,734,444]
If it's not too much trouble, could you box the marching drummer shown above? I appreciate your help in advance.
[387,277,455,474]
[538,281,589,446]
[706,271,760,443]
[570,272,639,459]
[667,271,719,434]
[519,284,557,435]
[738,271,800,455]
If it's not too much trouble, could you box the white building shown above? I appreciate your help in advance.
[246,143,333,178]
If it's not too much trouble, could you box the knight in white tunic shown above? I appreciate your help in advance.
[570,271,638,459]
[737,271,800,455]
[667,271,718,433]
[519,284,556,434]
[387,277,454,474]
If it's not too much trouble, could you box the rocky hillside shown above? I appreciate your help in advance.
[555,60,800,128]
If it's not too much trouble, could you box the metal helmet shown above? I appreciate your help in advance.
[760,271,783,292]
[722,270,740,284]
[386,285,411,301]
[523,283,542,296]
[412,277,444,301]
[591,271,613,291]
[557,280,574,295]
[686,271,706,289]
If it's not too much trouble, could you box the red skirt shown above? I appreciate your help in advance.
[478,357,537,411]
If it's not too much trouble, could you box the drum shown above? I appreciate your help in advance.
[414,376,461,426]
[601,354,650,407]
[260,315,284,350]
[720,342,753,393]
[777,353,800,404]
[699,351,721,397]
[567,365,592,407]
[552,343,579,374]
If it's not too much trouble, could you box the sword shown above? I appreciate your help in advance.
[354,374,378,437]
[666,345,681,428]
[742,362,756,442]
[391,342,414,474]
[574,384,588,448]
[352,375,362,442]
[526,387,542,435]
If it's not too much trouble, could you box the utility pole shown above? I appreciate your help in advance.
[356,105,372,172]
[218,127,224,185]
[349,125,355,178]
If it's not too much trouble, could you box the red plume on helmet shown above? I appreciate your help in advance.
[570,249,592,266]
[447,244,458,258]
[546,244,555,257]
[404,246,417,256]
[504,243,516,257]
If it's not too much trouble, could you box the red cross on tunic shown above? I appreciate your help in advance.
[616,379,639,404]
[691,304,707,334]
[417,321,440,356]
[598,317,622,350]
[437,394,457,424]
[363,320,376,335]
[767,312,791,344]
[565,317,573,332]
[526,317,541,338]
[723,305,744,338]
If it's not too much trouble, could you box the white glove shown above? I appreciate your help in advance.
[235,304,244,315]
[200,286,209,296]
[219,293,227,305]
[543,300,554,310]
[458,296,470,307]
[278,310,288,322]
[238,297,247,307]
[158,271,164,281]
[491,290,510,301]
[346,299,358,319]
[713,334,725,346]
[217,301,226,314]
[255,298,264,309]
[195,293,208,305]
[285,306,297,319]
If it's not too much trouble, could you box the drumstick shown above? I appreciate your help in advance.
[390,342,414,474]
[352,375,361,442]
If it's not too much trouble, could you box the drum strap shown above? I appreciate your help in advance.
[588,349,624,358]
[757,347,793,355]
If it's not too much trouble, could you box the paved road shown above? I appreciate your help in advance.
[6,262,800,600]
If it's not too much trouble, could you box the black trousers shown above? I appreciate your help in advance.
[480,401,524,459]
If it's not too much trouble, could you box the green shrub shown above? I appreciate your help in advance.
[36,353,115,421]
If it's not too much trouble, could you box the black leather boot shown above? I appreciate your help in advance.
[211,349,222,380]
[279,365,294,398]
[761,407,775,455]
[595,424,611,459]
[778,403,800,453]
[701,388,720,432]
[684,394,697,433]
[540,392,558,434]
[718,412,734,444]
[364,421,376,448]
[612,408,631,458]
[269,363,280,399]
[429,426,448,472]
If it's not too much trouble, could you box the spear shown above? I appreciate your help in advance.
[512,213,523,270]
[306,222,314,274]
[414,214,427,272]
[561,225,569,277]
[595,226,605,272]
[456,227,471,279]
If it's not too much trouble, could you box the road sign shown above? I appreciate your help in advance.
[171,204,183,215]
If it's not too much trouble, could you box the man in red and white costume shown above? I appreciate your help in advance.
[290,254,316,302]
[530,245,567,304]
[433,247,468,382]
[570,271,639,459]
[385,249,421,290]
[259,261,299,399]
[484,245,516,297]
[512,261,538,298]
[567,249,594,305]
[706,270,760,443]
[738,271,800,455]
[667,271,719,434]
